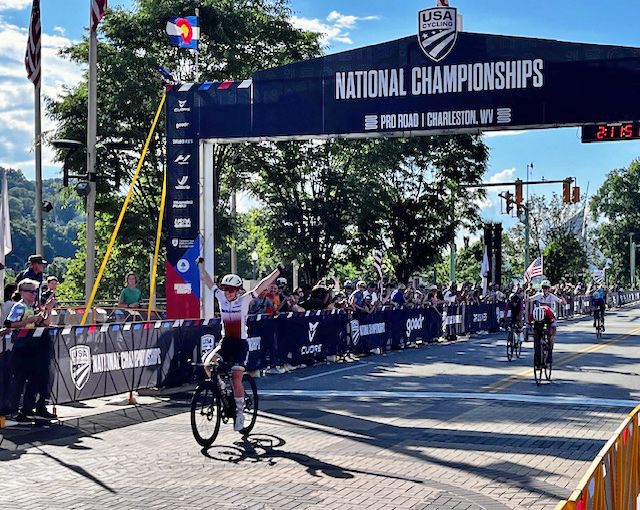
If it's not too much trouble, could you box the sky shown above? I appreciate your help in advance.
[2,0,640,229]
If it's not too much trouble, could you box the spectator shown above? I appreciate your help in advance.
[5,279,56,423]
[349,281,367,312]
[1,283,18,325]
[40,276,58,305]
[444,283,457,304]
[279,293,305,313]
[362,294,375,313]
[301,284,332,310]
[249,289,274,316]
[16,254,47,301]
[118,272,142,309]
[266,283,282,311]
[391,284,407,307]
[276,276,290,299]
[364,282,379,304]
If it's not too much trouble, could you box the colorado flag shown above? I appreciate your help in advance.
[166,16,199,50]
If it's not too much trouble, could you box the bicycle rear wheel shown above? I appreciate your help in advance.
[506,331,514,361]
[191,381,221,447]
[240,374,259,436]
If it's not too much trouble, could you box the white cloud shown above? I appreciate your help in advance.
[53,26,65,36]
[0,0,31,11]
[476,167,517,211]
[0,17,82,179]
[484,130,530,138]
[291,10,380,46]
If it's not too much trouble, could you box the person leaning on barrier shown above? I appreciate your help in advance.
[5,279,56,423]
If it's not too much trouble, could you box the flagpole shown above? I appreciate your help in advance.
[34,81,43,255]
[86,9,98,305]
[194,7,200,81]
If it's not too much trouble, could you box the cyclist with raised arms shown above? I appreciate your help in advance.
[198,258,283,431]
[528,279,566,362]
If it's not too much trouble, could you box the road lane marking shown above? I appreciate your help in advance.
[483,326,640,393]
[297,362,371,381]
[260,390,638,408]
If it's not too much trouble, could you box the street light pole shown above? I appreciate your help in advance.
[86,15,98,305]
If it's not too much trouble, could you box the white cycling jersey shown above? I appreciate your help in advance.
[531,292,563,316]
[213,285,256,339]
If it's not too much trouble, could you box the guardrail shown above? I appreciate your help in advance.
[555,404,640,510]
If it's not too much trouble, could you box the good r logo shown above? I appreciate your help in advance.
[406,315,425,338]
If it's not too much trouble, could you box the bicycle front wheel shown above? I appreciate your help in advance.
[191,381,221,447]
[533,334,543,386]
[240,374,259,436]
[506,331,514,361]
[544,343,553,381]
[515,333,523,359]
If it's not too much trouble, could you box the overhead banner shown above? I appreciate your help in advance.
[176,30,640,143]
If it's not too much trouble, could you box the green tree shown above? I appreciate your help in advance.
[48,0,322,300]
[544,234,587,284]
[354,136,488,283]
[591,159,640,286]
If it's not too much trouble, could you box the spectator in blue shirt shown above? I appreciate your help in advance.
[391,284,407,307]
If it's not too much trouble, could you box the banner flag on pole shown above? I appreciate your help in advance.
[91,0,108,31]
[0,169,12,292]
[25,0,41,86]
[524,256,543,282]
[166,16,200,50]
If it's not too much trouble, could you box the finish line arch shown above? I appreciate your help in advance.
[164,7,640,319]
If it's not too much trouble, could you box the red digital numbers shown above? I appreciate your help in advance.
[588,123,639,142]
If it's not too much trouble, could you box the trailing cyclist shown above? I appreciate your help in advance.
[198,258,282,431]
[590,284,607,332]
[528,280,566,363]
[504,292,525,344]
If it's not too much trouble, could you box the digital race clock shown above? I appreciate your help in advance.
[582,122,640,143]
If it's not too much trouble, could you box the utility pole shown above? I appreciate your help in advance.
[631,233,636,288]
[449,185,456,282]
[86,10,98,304]
[524,163,533,271]
[230,190,237,273]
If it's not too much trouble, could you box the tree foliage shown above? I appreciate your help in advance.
[2,168,82,272]
[590,159,640,286]
[47,0,322,300]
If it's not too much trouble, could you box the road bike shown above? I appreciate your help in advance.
[191,362,258,447]
[532,324,552,385]
[593,307,604,339]
[505,322,523,361]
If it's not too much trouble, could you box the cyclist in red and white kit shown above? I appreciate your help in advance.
[198,258,283,431]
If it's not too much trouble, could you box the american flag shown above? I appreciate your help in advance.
[91,0,108,31]
[25,0,41,87]
[373,248,384,282]
[524,256,543,282]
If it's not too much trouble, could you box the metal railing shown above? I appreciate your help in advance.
[555,404,640,510]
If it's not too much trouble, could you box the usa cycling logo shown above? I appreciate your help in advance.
[69,345,91,391]
[406,315,424,338]
[418,3,459,62]
[302,322,322,355]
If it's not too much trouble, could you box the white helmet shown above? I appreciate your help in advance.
[532,306,546,322]
[220,274,243,289]
[541,279,551,288]
[276,277,287,285]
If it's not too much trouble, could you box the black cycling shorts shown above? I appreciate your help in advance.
[213,337,249,369]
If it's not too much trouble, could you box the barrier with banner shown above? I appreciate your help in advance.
[0,295,638,411]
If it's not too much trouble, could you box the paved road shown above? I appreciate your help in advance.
[2,305,640,509]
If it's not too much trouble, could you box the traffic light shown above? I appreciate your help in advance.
[562,180,572,204]
[505,191,513,214]
[515,180,524,206]
[572,186,581,204]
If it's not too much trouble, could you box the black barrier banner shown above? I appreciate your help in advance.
[51,323,167,405]
[274,311,348,366]
[443,304,464,337]
[350,311,388,354]
[247,315,276,371]
[464,304,499,333]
